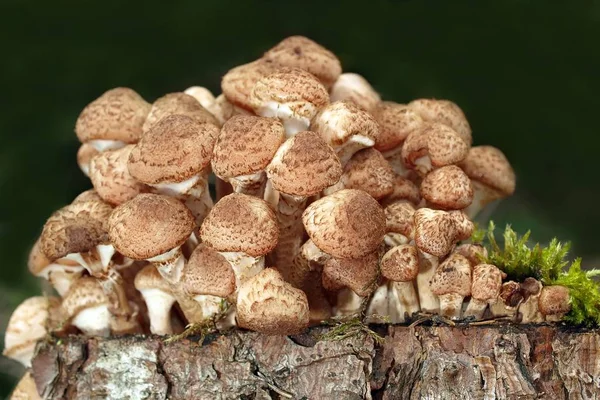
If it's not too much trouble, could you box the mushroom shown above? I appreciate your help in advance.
[380,244,421,323]
[518,277,544,323]
[128,114,219,226]
[420,165,473,210]
[28,238,85,296]
[237,268,309,335]
[250,67,329,137]
[430,253,472,319]
[329,73,381,112]
[184,86,217,116]
[199,193,279,289]
[3,296,62,367]
[262,36,342,89]
[77,142,99,177]
[380,175,421,208]
[453,243,488,267]
[221,59,279,111]
[72,189,103,204]
[142,92,219,132]
[448,210,475,241]
[75,87,151,152]
[266,131,342,276]
[459,146,516,219]
[212,115,285,197]
[384,201,416,247]
[464,264,506,320]
[61,277,112,336]
[9,371,41,400]
[211,93,252,125]
[310,100,380,165]
[489,281,524,320]
[134,264,177,335]
[89,145,149,206]
[539,285,571,322]
[407,99,472,145]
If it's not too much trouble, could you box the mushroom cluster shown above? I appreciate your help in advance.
[4,36,573,379]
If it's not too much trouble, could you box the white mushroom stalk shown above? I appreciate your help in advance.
[71,305,111,336]
[62,277,112,336]
[388,281,420,323]
[416,251,440,313]
[218,251,265,290]
[88,139,127,152]
[138,287,176,335]
[255,101,315,137]
[229,171,267,198]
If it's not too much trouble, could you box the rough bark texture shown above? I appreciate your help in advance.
[31,325,600,400]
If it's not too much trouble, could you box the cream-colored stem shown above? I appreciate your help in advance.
[416,252,440,313]
[518,294,544,323]
[384,233,410,248]
[464,298,488,320]
[72,305,111,337]
[365,283,390,323]
[333,288,364,317]
[489,301,519,321]
[388,280,420,323]
[438,293,464,319]
[229,172,267,198]
[219,252,265,292]
[140,289,176,335]
[272,193,307,281]
[48,269,84,297]
[192,294,223,320]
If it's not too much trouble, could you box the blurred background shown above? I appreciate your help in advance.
[1,0,599,394]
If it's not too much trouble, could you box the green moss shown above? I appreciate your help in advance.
[318,316,387,345]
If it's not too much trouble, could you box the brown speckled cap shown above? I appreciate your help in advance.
[402,123,469,172]
[72,189,104,204]
[77,143,99,176]
[266,131,342,196]
[90,145,149,206]
[183,244,236,298]
[538,285,571,317]
[413,208,456,257]
[453,243,488,267]
[420,165,473,210]
[142,92,218,132]
[263,36,342,88]
[199,193,279,257]
[75,87,151,144]
[374,102,424,152]
[330,73,381,112]
[385,201,416,238]
[128,114,219,184]
[448,210,474,241]
[134,264,172,293]
[108,193,195,259]
[381,244,420,282]
[471,264,504,302]
[40,200,113,261]
[212,115,285,179]
[237,268,309,335]
[430,253,472,297]
[61,277,107,318]
[499,281,524,308]
[322,249,380,296]
[408,99,472,145]
[27,238,52,275]
[302,189,386,259]
[221,59,279,111]
[380,175,421,207]
[459,146,516,196]
[341,148,394,200]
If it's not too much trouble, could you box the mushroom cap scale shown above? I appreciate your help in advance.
[374,102,424,152]
[310,100,380,147]
[408,98,472,145]
[448,210,474,241]
[402,123,469,171]
[538,285,571,316]
[385,201,416,239]
[413,208,456,258]
[10,371,41,400]
[459,146,516,196]
[61,277,108,318]
[420,165,473,210]
[221,59,279,111]
[341,148,394,200]
[430,253,472,297]
[471,264,504,302]
[381,244,420,282]
[142,92,218,132]
[133,264,172,293]
[72,189,103,204]
[380,175,421,207]
[183,244,236,298]
[322,249,381,296]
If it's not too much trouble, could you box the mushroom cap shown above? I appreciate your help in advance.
[413,208,456,257]
[142,92,218,132]
[408,99,472,145]
[322,249,381,296]
[381,244,420,282]
[263,36,342,88]
[329,73,381,112]
[61,277,108,318]
[75,87,151,144]
[212,94,252,125]
[420,165,473,210]
[380,175,421,207]
[237,268,309,335]
[471,264,504,302]
[302,189,386,259]
[183,244,236,298]
[212,115,285,179]
[341,148,394,200]
[453,243,488,267]
[459,146,516,196]
[184,86,216,111]
[374,102,424,152]
[448,210,474,241]
[250,67,329,118]
[27,238,52,275]
[40,200,113,260]
[133,264,172,293]
[385,201,416,238]
[89,145,149,205]
[499,281,524,307]
[310,101,379,148]
[538,285,571,316]
[10,371,41,400]
[430,253,472,297]
[108,193,195,259]
[221,59,279,111]
[77,142,99,176]
[520,277,542,298]
[402,123,469,170]
[266,130,342,196]
[200,193,278,257]
[128,114,219,184]
[72,189,103,204]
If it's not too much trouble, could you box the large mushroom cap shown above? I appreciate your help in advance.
[142,92,218,132]
[408,99,472,145]
[212,115,285,179]
[459,146,516,196]
[266,130,342,196]
[381,244,420,282]
[430,253,472,297]
[61,276,108,319]
[221,59,279,111]
[374,102,424,152]
[341,148,394,200]
[128,114,219,185]
[302,189,386,259]
[40,200,113,260]
[237,268,309,335]
[108,193,195,259]
[310,101,379,149]
[420,165,473,210]
[322,249,381,296]
[199,193,279,257]
[471,264,504,302]
[263,36,342,88]
[402,123,469,172]
[385,201,416,239]
[75,87,151,144]
[413,208,456,257]
[183,244,236,298]
[330,73,381,112]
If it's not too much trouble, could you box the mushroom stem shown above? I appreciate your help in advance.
[388,281,420,323]
[229,172,267,198]
[365,283,390,323]
[192,294,223,320]
[336,135,376,167]
[333,289,365,317]
[518,278,544,323]
[138,288,176,335]
[438,293,465,319]
[464,180,502,219]
[45,265,85,296]
[381,146,412,178]
[219,252,265,291]
[272,192,307,280]
[151,247,186,285]
[72,305,111,336]
[384,233,410,248]
[463,298,488,320]
[416,251,440,313]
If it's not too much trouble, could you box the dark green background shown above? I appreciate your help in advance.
[1,0,599,394]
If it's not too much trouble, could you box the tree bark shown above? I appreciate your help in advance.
[31,325,600,399]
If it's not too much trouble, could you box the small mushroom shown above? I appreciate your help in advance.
[464,264,506,320]
[77,142,99,177]
[9,371,41,400]
[408,98,472,145]
[420,165,473,210]
[329,73,381,112]
[221,59,279,111]
[384,201,416,247]
[28,238,85,296]
[134,264,177,335]
[518,277,544,323]
[430,253,472,319]
[62,277,112,336]
[453,243,488,267]
[539,285,571,322]
[380,175,421,208]
[142,92,219,132]
[489,281,524,320]
[380,244,421,323]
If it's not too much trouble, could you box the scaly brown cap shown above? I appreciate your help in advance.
[221,59,279,110]
[413,208,456,257]
[471,264,505,302]
[142,92,218,132]
[330,73,381,112]
[183,244,236,298]
[381,244,420,282]
[266,131,342,196]
[75,87,151,143]
[322,249,381,296]
[237,268,309,335]
[310,101,379,149]
[453,243,488,267]
[420,165,473,210]
[72,189,103,204]
[448,210,474,241]
[538,285,571,317]
[212,115,285,179]
[374,102,424,152]
[61,277,107,318]
[40,200,113,260]
[381,175,421,207]
[133,264,173,293]
[385,201,416,239]
[303,189,386,259]
[200,193,279,257]
[459,146,516,196]
[341,148,394,200]
[430,253,472,297]
[128,114,219,184]
[263,36,342,88]
[408,99,472,145]
[27,238,52,275]
[108,193,195,259]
